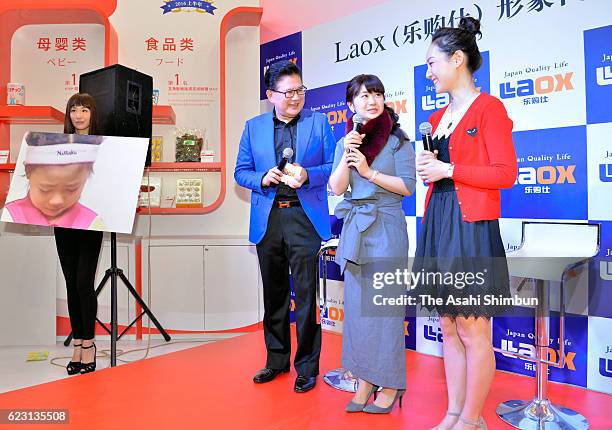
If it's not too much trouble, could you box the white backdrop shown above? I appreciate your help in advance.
[260,0,612,394]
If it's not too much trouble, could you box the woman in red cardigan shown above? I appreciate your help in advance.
[413,17,517,430]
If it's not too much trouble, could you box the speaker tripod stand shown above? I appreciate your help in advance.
[63,233,170,366]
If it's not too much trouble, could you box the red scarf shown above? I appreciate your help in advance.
[345,109,393,166]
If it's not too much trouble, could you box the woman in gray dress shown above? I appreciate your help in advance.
[329,74,416,414]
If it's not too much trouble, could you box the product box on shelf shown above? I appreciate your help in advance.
[175,129,203,162]
[139,176,162,207]
[6,83,25,105]
[151,136,163,162]
[175,178,202,208]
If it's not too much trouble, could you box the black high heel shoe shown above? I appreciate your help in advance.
[80,343,97,374]
[66,343,82,375]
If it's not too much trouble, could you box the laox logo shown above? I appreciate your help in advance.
[386,99,409,114]
[421,93,449,111]
[599,357,612,377]
[516,165,576,185]
[321,305,344,322]
[424,324,443,343]
[600,164,612,182]
[499,340,576,370]
[327,109,348,125]
[500,72,574,99]
[596,66,612,86]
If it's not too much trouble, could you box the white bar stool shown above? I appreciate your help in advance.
[496,221,600,430]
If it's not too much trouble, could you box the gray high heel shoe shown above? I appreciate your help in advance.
[345,384,379,413]
[460,416,487,429]
[362,389,405,414]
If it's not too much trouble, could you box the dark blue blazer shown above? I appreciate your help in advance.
[234,109,335,244]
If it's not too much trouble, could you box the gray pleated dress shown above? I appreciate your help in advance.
[332,134,416,389]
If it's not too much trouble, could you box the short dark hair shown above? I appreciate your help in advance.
[264,60,302,91]
[64,92,100,135]
[431,17,483,73]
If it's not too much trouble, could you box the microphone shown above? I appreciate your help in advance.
[419,121,434,152]
[277,147,294,172]
[347,114,363,157]
[351,113,363,133]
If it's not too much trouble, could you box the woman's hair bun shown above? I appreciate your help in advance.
[459,17,482,39]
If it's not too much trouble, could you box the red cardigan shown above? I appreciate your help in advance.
[424,92,518,222]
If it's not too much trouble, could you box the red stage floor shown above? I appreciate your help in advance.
[0,330,610,429]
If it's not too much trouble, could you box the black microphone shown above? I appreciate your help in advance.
[419,121,434,152]
[347,114,363,157]
[277,147,294,172]
[351,113,363,133]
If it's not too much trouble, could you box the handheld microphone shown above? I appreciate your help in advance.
[419,121,434,152]
[347,114,364,157]
[277,147,294,172]
[351,113,363,133]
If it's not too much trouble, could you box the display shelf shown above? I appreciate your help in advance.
[152,105,176,125]
[0,105,175,125]
[0,105,65,124]
[146,162,222,172]
[136,207,214,215]
[136,6,263,215]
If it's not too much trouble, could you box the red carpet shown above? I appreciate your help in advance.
[0,330,610,429]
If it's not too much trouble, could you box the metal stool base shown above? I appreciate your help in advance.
[323,368,358,392]
[497,399,588,430]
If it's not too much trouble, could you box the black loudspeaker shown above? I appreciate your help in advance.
[79,64,153,166]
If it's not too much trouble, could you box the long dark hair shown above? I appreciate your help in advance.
[431,17,483,73]
[345,74,408,147]
[64,93,99,135]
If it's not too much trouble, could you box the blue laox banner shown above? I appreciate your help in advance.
[586,315,612,393]
[584,25,612,124]
[501,125,588,220]
[588,220,612,319]
[303,81,349,142]
[413,51,490,139]
[260,32,302,100]
[493,308,588,388]
[160,1,216,15]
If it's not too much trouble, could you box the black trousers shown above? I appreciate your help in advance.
[54,227,103,340]
[256,204,322,377]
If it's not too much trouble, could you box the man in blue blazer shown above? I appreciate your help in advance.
[234,61,334,393]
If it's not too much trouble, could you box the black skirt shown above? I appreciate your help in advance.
[411,135,512,318]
